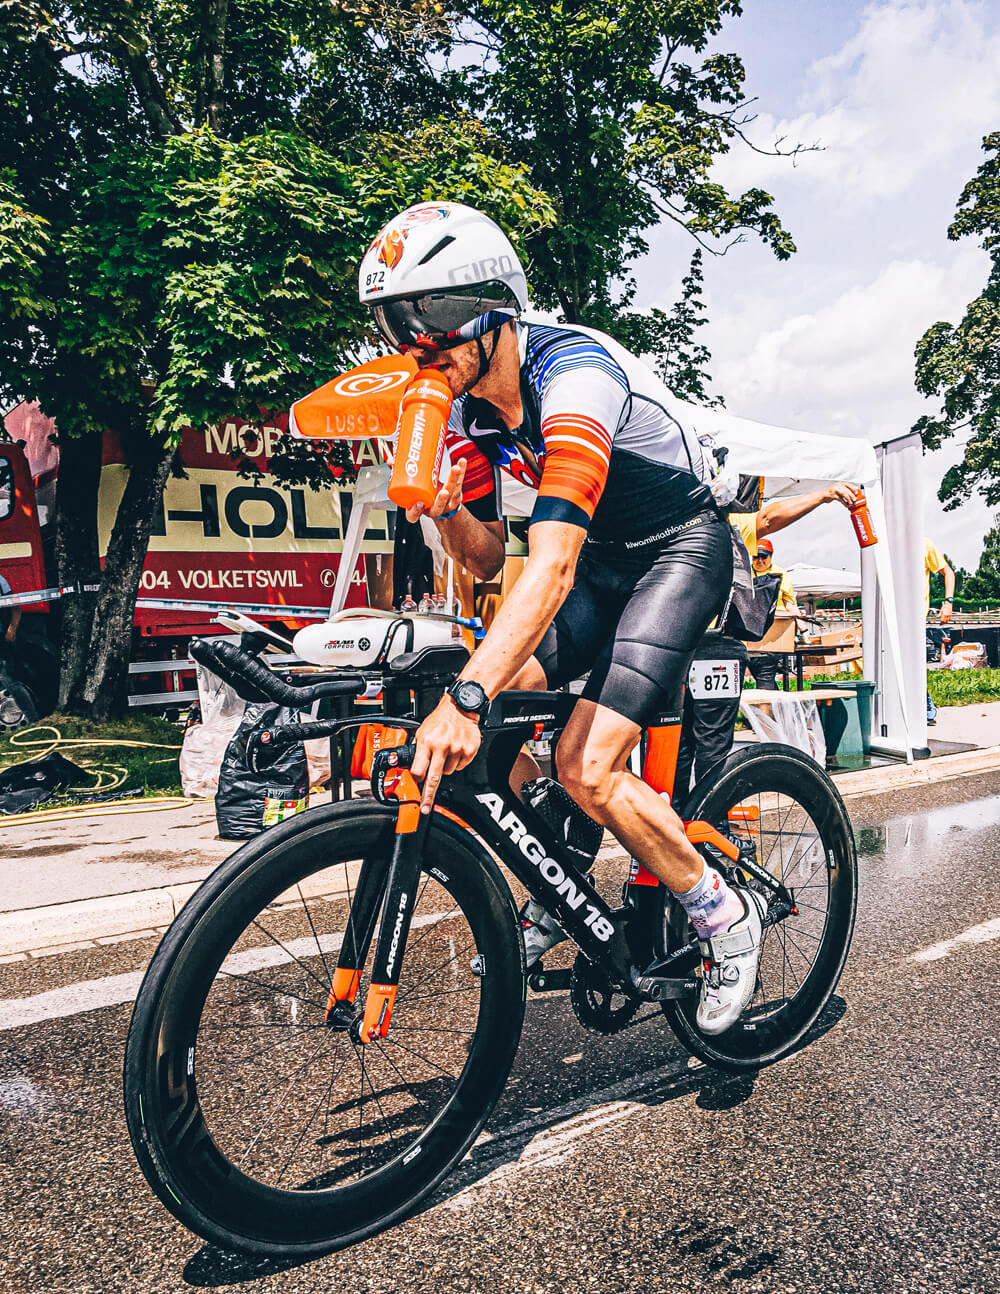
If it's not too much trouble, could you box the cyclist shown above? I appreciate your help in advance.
[360,201,760,1034]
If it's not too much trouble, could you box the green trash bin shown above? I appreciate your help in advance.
[825,680,877,755]
[814,690,864,770]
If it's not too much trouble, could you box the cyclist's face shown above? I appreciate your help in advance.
[409,338,482,397]
[753,552,772,572]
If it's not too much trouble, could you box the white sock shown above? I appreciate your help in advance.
[673,861,743,937]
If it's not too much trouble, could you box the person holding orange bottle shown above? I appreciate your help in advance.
[359,200,770,1035]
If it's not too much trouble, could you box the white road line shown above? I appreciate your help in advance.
[0,911,447,1032]
[910,915,1000,963]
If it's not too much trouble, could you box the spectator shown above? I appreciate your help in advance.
[924,539,955,726]
[675,483,856,798]
[745,538,799,691]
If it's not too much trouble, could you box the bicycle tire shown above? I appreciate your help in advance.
[124,799,525,1258]
[663,743,857,1071]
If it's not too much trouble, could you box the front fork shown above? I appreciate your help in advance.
[325,754,428,1044]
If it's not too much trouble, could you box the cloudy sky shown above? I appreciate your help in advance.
[635,0,999,574]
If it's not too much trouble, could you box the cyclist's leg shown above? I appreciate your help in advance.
[556,699,703,893]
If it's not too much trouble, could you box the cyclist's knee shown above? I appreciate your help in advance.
[556,746,616,815]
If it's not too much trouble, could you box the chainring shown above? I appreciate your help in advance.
[569,954,640,1035]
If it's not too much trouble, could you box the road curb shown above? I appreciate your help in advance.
[0,864,364,960]
[3,747,1000,959]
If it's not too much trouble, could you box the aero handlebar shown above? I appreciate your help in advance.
[190,638,366,708]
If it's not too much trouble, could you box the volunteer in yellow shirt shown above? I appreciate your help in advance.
[924,538,955,725]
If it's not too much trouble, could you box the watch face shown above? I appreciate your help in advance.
[454,681,487,713]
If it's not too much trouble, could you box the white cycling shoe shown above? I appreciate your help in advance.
[696,889,765,1036]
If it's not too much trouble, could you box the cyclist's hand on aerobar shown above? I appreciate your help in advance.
[412,696,481,813]
[406,459,467,524]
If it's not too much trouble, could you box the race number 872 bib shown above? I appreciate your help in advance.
[687,658,743,700]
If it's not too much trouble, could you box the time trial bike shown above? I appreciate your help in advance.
[124,626,857,1259]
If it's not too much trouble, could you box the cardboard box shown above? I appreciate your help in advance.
[748,613,796,653]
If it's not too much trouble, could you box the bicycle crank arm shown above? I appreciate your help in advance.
[527,967,574,993]
[629,970,698,1002]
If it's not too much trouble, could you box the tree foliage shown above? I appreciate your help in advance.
[963,519,1000,601]
[0,0,552,715]
[456,0,798,355]
[913,132,1000,509]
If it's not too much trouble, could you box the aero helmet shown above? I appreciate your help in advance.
[359,201,527,352]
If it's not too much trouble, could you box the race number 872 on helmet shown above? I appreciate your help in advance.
[358,201,528,352]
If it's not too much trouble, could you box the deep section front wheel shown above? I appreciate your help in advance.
[124,800,525,1258]
[664,743,858,1071]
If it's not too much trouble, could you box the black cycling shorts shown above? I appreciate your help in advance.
[533,512,733,727]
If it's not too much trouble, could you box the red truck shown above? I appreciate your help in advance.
[0,403,392,724]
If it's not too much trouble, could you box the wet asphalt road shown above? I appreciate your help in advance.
[1,771,999,1294]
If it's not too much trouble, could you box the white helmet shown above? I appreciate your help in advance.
[358,201,528,352]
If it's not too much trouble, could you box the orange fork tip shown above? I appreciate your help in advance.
[359,983,398,1044]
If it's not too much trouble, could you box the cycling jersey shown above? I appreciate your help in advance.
[445,322,716,544]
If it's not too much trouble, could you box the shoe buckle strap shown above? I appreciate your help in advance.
[701,925,756,960]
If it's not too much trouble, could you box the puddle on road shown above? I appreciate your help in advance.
[855,795,1000,864]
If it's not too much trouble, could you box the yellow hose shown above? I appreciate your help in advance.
[0,724,184,813]
[0,796,199,827]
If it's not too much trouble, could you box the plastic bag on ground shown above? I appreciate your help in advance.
[178,662,246,797]
[739,695,827,765]
[215,703,309,840]
[942,642,988,670]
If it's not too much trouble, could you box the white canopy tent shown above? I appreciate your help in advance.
[323,405,925,762]
[687,411,925,761]
[783,563,862,604]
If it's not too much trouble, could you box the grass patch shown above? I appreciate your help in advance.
[750,668,1000,707]
[927,667,1000,707]
[0,711,184,804]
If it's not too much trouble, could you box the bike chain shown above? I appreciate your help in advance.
[569,954,640,1035]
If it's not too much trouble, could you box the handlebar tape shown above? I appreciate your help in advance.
[189,637,364,707]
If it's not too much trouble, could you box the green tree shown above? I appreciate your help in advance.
[913,131,1000,508]
[457,0,798,355]
[0,2,552,717]
[963,519,1000,602]
[653,249,723,404]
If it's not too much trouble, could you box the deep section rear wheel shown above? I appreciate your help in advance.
[124,800,524,1258]
[664,744,857,1071]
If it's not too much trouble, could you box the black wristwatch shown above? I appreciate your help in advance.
[446,678,490,722]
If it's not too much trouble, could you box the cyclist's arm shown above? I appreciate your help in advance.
[436,508,506,582]
[457,520,585,695]
[405,420,507,580]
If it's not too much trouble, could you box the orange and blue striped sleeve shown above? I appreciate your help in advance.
[531,353,628,530]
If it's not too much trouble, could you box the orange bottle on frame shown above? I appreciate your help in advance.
[388,370,453,511]
[849,488,878,548]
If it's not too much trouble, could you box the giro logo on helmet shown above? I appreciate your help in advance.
[447,255,515,285]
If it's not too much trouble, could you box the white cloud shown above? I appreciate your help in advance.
[707,241,988,439]
[704,242,991,568]
[716,0,1000,205]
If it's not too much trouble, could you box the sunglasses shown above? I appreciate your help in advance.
[372,282,519,352]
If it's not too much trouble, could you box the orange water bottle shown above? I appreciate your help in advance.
[849,488,878,548]
[388,370,453,510]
